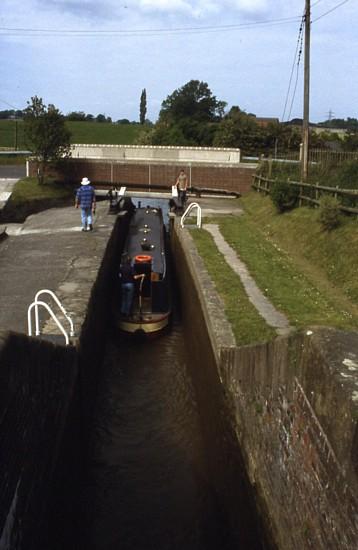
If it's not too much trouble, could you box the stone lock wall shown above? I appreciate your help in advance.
[0,212,131,550]
[221,332,358,549]
[172,221,358,549]
[170,220,271,548]
[0,331,77,550]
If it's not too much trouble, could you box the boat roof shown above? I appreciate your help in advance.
[123,207,166,274]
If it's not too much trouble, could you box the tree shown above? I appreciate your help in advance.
[66,111,87,121]
[24,96,71,184]
[214,107,266,154]
[266,122,301,154]
[140,89,147,125]
[160,80,226,124]
[343,131,358,151]
[149,80,226,146]
[0,109,24,119]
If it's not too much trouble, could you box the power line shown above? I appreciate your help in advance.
[312,0,351,23]
[281,17,304,122]
[281,0,350,122]
[0,15,303,38]
[0,98,20,110]
[287,26,304,122]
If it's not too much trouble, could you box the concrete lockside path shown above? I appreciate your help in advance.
[0,202,116,337]
[204,223,292,335]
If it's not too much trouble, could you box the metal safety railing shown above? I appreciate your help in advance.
[27,289,74,346]
[180,202,202,228]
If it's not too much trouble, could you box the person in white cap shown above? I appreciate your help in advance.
[75,177,96,231]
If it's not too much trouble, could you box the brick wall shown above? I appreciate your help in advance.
[28,159,255,195]
[220,332,358,549]
[0,331,77,549]
[172,222,358,549]
[171,221,272,548]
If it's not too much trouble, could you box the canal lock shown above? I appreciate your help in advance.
[46,202,271,549]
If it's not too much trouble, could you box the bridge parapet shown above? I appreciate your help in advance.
[71,144,241,164]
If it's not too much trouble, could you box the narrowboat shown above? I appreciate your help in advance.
[119,204,171,336]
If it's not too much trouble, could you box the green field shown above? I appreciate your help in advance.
[0,120,144,149]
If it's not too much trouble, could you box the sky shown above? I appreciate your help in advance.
[1,0,357,123]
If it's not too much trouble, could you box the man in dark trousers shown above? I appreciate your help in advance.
[119,256,143,317]
[175,169,188,208]
[75,177,96,231]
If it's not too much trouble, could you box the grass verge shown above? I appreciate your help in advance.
[10,177,75,204]
[239,193,358,306]
[191,228,276,346]
[1,177,76,223]
[207,193,358,332]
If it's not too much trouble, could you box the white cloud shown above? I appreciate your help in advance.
[139,0,192,12]
[136,0,270,18]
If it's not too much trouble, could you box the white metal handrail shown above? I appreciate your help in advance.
[180,202,202,228]
[27,301,70,346]
[34,289,74,337]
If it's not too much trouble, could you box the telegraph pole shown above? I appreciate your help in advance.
[302,0,310,181]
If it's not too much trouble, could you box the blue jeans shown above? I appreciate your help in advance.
[121,282,134,316]
[81,207,93,228]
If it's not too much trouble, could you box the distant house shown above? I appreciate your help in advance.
[249,116,280,128]
[311,126,347,138]
[284,119,347,139]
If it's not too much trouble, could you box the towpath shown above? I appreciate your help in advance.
[203,223,292,335]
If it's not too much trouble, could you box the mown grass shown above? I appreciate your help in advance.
[0,120,26,149]
[65,121,143,145]
[239,193,358,306]
[0,120,144,149]
[10,177,75,205]
[191,228,276,345]
[190,191,358,344]
[214,194,358,330]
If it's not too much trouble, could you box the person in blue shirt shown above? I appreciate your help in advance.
[75,177,96,231]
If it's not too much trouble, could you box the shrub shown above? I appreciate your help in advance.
[270,180,299,213]
[318,195,342,231]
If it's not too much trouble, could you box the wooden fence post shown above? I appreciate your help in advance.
[253,174,258,192]
[298,177,303,207]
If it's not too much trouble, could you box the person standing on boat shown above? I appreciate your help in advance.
[119,256,142,317]
[175,169,188,208]
[75,177,96,231]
